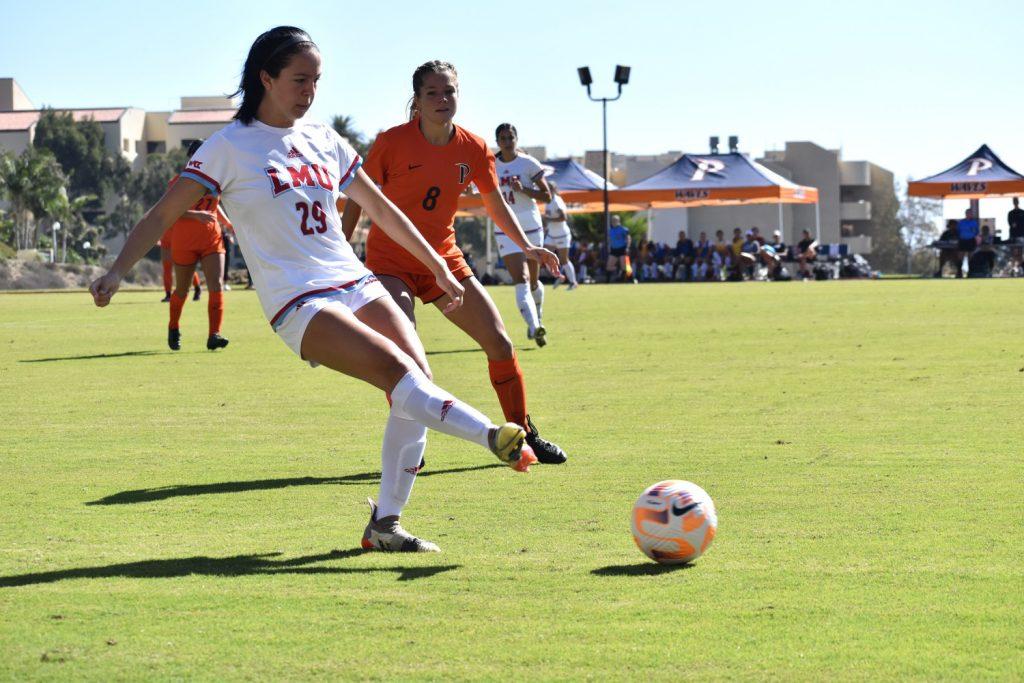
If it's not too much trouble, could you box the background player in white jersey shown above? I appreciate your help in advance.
[494,123,552,347]
[88,26,537,554]
[542,181,578,290]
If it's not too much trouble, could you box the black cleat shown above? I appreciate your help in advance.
[206,333,229,351]
[168,328,181,351]
[525,415,567,464]
[160,293,171,302]
[193,284,202,301]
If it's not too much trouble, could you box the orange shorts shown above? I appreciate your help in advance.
[172,221,224,266]
[367,247,474,304]
[159,226,174,249]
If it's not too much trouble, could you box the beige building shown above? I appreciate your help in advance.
[0,78,235,169]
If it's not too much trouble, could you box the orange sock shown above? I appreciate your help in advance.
[169,293,186,329]
[488,354,528,429]
[162,260,172,294]
[207,291,224,336]
[192,272,201,288]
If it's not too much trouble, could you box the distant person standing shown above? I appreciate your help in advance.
[934,219,960,278]
[957,207,980,278]
[796,229,818,279]
[606,215,631,282]
[1008,197,1024,275]
[543,181,578,290]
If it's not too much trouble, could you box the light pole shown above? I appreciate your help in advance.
[51,221,61,264]
[577,65,630,249]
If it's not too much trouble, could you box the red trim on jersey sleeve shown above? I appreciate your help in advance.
[180,169,222,196]
[338,155,361,191]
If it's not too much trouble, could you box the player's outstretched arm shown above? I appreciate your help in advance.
[340,198,362,241]
[90,178,207,307]
[482,190,561,276]
[344,169,465,312]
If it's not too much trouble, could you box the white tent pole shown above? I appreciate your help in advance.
[814,201,821,242]
[646,207,653,241]
[777,203,784,240]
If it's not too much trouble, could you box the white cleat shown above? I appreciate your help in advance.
[360,499,440,553]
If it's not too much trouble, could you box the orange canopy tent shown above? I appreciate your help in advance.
[607,152,818,208]
[908,144,1024,198]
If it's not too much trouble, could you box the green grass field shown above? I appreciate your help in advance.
[1,280,1022,680]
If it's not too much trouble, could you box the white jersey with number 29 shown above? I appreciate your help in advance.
[181,119,367,327]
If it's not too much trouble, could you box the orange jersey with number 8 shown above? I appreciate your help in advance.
[363,119,498,274]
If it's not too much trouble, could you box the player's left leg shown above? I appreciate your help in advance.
[527,258,545,343]
[199,251,228,350]
[433,278,567,464]
[169,261,198,350]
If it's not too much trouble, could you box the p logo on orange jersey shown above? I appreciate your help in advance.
[456,163,471,184]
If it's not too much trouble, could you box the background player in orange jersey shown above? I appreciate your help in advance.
[165,139,232,351]
[159,228,201,302]
[341,60,569,465]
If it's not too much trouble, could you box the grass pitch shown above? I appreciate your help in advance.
[1,279,1022,680]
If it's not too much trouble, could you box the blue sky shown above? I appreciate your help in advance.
[3,0,1023,221]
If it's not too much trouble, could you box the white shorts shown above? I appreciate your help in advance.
[544,231,572,250]
[496,229,544,257]
[273,275,389,367]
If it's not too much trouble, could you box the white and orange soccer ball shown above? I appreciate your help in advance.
[631,480,717,564]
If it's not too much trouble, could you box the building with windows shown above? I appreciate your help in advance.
[0,78,235,169]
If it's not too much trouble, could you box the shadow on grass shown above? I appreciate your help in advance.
[20,350,164,363]
[591,562,696,577]
[0,549,458,587]
[86,463,504,506]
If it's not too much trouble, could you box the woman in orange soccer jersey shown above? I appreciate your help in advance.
[165,139,232,351]
[159,227,201,302]
[341,60,569,465]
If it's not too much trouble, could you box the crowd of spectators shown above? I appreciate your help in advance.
[566,226,822,284]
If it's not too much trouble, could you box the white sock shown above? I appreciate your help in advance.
[377,412,427,519]
[564,261,577,285]
[531,281,544,322]
[515,283,540,334]
[389,368,493,449]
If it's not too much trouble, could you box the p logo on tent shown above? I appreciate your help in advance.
[691,158,726,182]
[967,158,994,176]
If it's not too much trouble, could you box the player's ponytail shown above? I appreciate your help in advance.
[409,60,458,120]
[233,26,317,125]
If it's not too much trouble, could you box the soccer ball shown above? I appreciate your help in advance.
[631,480,717,564]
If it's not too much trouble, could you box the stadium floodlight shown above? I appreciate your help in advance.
[577,65,631,249]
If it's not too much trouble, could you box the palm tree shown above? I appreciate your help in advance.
[0,147,68,252]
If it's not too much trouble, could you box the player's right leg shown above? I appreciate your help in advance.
[169,261,198,350]
[160,247,173,301]
[199,251,228,350]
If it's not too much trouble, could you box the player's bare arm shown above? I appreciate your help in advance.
[345,169,465,310]
[511,173,552,203]
[90,177,208,306]
[482,190,561,276]
[340,198,362,241]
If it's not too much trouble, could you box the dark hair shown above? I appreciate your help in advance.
[495,122,517,141]
[187,139,204,157]
[408,60,458,120]
[233,26,317,125]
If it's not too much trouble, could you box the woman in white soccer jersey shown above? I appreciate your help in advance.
[89,26,535,554]
[542,181,578,290]
[494,123,552,346]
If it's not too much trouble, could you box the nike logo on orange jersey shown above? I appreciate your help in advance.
[408,164,423,170]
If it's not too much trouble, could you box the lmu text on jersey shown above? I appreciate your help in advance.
[265,163,335,197]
